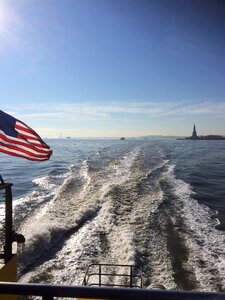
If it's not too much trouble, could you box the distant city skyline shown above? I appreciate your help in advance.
[1,0,225,137]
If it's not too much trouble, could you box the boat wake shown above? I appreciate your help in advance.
[15,143,225,292]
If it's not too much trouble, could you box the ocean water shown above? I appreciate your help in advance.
[0,138,225,291]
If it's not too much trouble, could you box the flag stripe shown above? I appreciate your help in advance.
[0,110,52,161]
[0,141,50,157]
[0,131,51,154]
[0,147,50,161]
[16,122,43,136]
[15,122,47,143]
[18,131,46,148]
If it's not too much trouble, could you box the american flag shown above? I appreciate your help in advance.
[0,110,52,161]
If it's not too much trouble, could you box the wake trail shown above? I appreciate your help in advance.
[19,147,140,284]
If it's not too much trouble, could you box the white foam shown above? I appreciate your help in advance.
[19,196,137,286]
[167,164,225,291]
[18,148,142,284]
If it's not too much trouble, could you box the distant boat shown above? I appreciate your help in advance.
[120,137,125,140]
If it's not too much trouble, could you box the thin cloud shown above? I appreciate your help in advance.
[163,102,225,117]
[4,100,225,121]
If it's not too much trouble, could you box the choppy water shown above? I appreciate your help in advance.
[1,138,225,291]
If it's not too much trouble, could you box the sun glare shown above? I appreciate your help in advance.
[0,1,9,28]
[0,1,11,45]
[0,0,21,51]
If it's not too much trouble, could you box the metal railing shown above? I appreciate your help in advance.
[82,263,143,288]
[0,176,13,263]
[0,282,225,300]
[0,186,5,257]
[0,176,25,263]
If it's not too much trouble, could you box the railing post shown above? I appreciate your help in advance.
[5,184,13,263]
[130,266,133,288]
[0,177,25,265]
[99,264,101,286]
[0,180,14,263]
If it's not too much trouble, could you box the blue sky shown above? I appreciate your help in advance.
[1,0,225,137]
